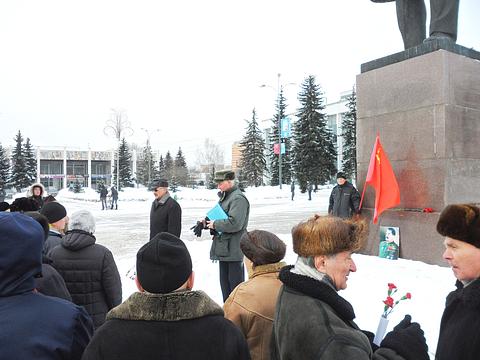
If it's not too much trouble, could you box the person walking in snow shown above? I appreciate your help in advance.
[82,232,251,360]
[435,204,480,360]
[49,210,122,329]
[290,181,295,201]
[110,186,118,210]
[271,215,429,360]
[99,185,108,210]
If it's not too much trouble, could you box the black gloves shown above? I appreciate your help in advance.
[380,315,429,360]
[191,221,204,237]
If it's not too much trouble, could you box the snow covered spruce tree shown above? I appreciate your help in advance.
[269,88,293,186]
[23,137,37,185]
[136,144,156,186]
[164,151,174,182]
[157,155,166,179]
[0,143,10,193]
[239,109,266,187]
[9,131,30,191]
[208,164,216,189]
[113,138,133,190]
[174,147,188,186]
[341,87,357,181]
[292,75,337,192]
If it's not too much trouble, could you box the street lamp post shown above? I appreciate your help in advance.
[141,128,159,185]
[260,73,295,190]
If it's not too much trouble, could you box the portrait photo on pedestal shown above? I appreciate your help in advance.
[378,226,400,260]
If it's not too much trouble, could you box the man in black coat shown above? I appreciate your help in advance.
[328,172,361,219]
[435,204,480,360]
[149,179,182,239]
[82,232,251,360]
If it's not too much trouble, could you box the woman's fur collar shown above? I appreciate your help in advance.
[107,290,223,322]
[279,265,356,322]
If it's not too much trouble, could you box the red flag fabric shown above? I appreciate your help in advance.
[361,135,400,223]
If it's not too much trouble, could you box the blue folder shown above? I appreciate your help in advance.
[207,203,228,221]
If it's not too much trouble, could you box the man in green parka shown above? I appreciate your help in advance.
[207,170,250,302]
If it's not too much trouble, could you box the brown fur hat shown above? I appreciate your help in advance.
[437,204,480,248]
[292,215,368,257]
[240,230,286,266]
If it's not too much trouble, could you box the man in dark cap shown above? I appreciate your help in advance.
[435,204,480,360]
[206,169,250,302]
[149,179,182,239]
[0,212,93,359]
[40,201,68,256]
[328,172,361,219]
[82,232,251,360]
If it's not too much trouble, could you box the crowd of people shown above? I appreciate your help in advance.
[0,174,479,360]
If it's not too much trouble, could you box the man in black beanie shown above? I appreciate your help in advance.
[40,201,68,256]
[82,232,250,360]
[328,172,361,219]
[435,204,480,360]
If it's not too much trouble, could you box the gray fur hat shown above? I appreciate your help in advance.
[69,210,96,234]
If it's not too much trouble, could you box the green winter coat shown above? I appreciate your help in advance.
[210,185,249,262]
[271,266,406,360]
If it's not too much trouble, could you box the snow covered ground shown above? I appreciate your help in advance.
[55,185,455,359]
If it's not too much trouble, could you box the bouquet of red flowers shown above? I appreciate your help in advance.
[382,283,411,318]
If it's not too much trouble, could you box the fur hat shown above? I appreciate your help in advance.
[437,204,480,248]
[136,232,192,294]
[10,197,39,212]
[292,215,368,257]
[69,210,96,234]
[336,172,346,180]
[40,201,67,224]
[152,179,169,189]
[240,230,286,266]
[214,170,235,182]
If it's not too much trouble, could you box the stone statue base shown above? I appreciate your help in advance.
[356,41,480,265]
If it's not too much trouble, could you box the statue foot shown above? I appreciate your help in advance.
[423,32,455,43]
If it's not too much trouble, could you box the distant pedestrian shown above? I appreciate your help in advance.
[307,182,313,201]
[150,179,182,239]
[99,186,108,210]
[82,232,251,360]
[110,186,118,210]
[291,181,295,201]
[50,210,122,329]
[0,212,94,360]
[328,172,361,219]
[28,183,45,209]
[40,201,68,256]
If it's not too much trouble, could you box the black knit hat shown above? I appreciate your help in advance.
[437,204,480,248]
[136,232,192,294]
[336,172,346,179]
[40,201,67,224]
[240,230,286,266]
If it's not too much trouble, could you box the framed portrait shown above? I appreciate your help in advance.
[378,226,400,260]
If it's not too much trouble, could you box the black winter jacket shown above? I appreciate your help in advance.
[328,181,361,219]
[50,229,122,328]
[35,255,72,301]
[82,290,251,360]
[149,193,182,239]
[436,279,480,360]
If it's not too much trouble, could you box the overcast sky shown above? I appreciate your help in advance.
[0,0,478,165]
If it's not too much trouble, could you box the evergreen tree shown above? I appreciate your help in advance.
[174,147,188,186]
[239,109,266,187]
[236,168,247,192]
[158,155,167,179]
[136,145,156,186]
[9,131,29,191]
[341,87,357,181]
[0,143,10,193]
[170,175,178,193]
[164,151,174,181]
[269,88,293,186]
[292,75,337,191]
[23,137,37,184]
[208,164,216,190]
[113,138,133,190]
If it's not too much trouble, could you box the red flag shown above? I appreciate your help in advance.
[360,135,400,223]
